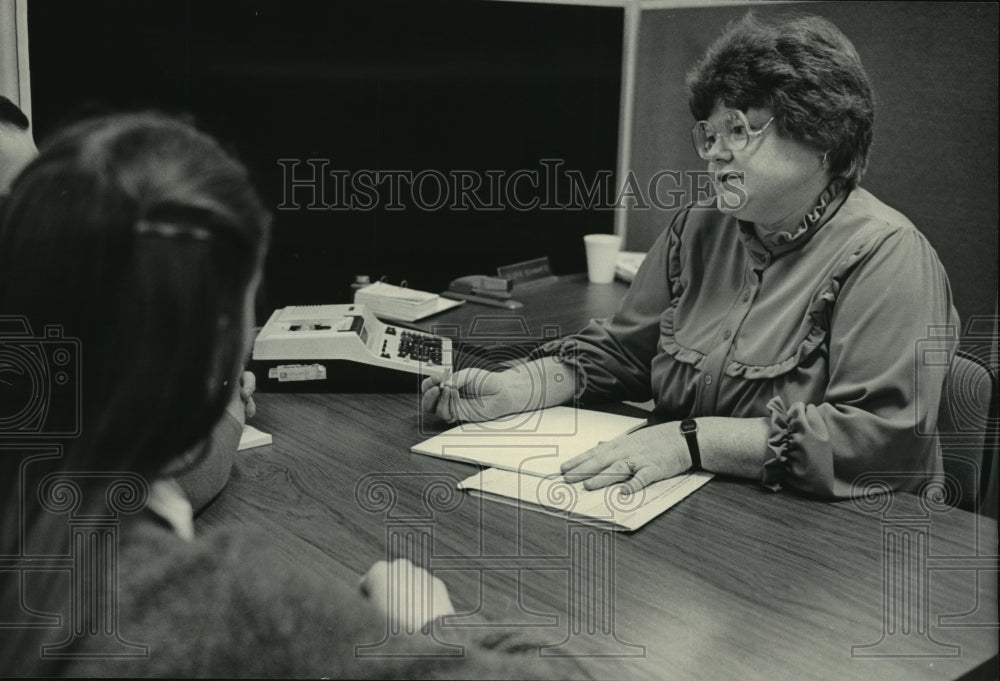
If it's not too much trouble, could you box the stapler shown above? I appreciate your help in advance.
[442,275,524,309]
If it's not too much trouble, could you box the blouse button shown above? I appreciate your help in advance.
[742,292,750,302]
[704,374,713,385]
[722,329,731,340]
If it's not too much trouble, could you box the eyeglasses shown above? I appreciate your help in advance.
[691,110,774,160]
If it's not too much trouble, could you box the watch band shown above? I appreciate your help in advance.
[679,419,702,470]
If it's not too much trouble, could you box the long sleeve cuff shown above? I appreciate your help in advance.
[530,338,589,400]
[762,396,792,492]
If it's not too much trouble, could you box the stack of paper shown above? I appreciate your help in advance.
[354,282,440,322]
[459,467,712,532]
[411,406,712,531]
[238,424,273,451]
[615,251,647,283]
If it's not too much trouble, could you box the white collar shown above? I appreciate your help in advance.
[148,478,195,541]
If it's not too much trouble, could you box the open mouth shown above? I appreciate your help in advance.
[716,170,743,186]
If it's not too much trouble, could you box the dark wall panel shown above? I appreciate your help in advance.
[28,0,623,314]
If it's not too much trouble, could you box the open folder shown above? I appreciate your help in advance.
[458,467,712,532]
[411,406,713,531]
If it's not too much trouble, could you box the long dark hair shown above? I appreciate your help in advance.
[0,113,269,671]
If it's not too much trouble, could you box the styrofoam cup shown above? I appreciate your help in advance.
[584,234,622,284]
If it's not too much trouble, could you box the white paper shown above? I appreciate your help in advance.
[237,424,273,451]
[459,467,713,531]
[411,406,647,477]
[375,295,464,323]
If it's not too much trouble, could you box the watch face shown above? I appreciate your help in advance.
[680,419,697,434]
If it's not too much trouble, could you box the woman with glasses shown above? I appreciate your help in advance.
[422,13,959,500]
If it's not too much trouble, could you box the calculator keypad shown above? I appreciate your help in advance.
[396,331,444,366]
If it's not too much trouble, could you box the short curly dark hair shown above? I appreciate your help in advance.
[686,12,874,186]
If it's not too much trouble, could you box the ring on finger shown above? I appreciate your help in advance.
[623,457,637,475]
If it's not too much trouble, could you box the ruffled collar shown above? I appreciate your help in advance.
[738,178,849,257]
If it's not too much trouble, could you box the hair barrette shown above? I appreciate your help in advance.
[134,220,213,241]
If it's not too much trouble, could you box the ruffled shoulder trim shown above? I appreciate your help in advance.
[664,210,686,299]
[655,209,707,369]
[724,291,834,380]
[724,231,887,380]
[659,304,706,370]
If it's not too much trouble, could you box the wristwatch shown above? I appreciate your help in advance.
[679,419,702,470]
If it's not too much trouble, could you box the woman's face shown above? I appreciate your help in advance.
[704,102,829,230]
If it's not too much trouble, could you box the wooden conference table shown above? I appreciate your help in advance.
[198,275,998,680]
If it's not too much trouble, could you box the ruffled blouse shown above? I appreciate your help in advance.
[539,187,960,498]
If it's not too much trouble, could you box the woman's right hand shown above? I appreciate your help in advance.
[360,559,455,632]
[421,367,535,423]
[224,370,256,426]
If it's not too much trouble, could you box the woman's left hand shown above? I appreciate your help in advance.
[561,423,692,495]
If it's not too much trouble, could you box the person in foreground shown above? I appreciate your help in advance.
[0,113,583,677]
[423,13,959,499]
[1,94,244,514]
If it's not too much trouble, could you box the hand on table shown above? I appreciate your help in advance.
[225,370,256,426]
[421,368,527,423]
[561,423,692,495]
[360,559,455,632]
